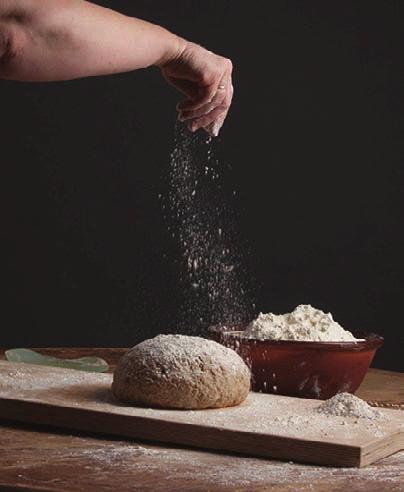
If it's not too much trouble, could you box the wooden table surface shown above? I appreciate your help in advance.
[0,348,403,492]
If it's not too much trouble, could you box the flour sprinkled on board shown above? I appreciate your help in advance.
[65,441,404,487]
[317,392,384,420]
[242,304,358,342]
[0,362,110,391]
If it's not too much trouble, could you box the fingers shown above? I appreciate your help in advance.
[165,47,234,137]
[204,112,227,137]
[187,106,227,133]
[176,58,233,112]
[186,77,233,136]
[176,82,219,112]
[177,86,225,121]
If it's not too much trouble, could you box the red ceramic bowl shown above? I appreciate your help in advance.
[208,324,383,400]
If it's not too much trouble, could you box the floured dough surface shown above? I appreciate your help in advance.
[112,334,250,410]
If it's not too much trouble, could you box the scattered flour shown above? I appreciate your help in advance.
[65,443,404,487]
[317,392,384,420]
[164,124,254,332]
[0,363,111,391]
[242,304,358,342]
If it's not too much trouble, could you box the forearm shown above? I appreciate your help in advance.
[0,0,185,81]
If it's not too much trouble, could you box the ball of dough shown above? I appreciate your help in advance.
[111,334,250,410]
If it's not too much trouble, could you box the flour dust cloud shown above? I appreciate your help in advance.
[163,124,254,334]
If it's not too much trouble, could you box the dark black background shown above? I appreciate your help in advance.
[0,1,403,370]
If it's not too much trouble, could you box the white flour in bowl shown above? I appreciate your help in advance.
[242,304,359,342]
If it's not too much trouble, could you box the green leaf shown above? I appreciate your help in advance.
[5,348,109,373]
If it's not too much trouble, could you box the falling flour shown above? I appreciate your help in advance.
[242,304,358,342]
[164,124,254,332]
[317,392,383,420]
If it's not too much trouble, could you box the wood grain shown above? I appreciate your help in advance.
[0,421,402,492]
[0,348,403,492]
[0,361,403,468]
[356,368,404,410]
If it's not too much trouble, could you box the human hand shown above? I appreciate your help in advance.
[159,41,233,137]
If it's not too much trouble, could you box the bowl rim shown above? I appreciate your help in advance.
[207,324,384,351]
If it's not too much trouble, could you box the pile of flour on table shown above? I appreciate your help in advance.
[242,304,358,342]
[317,392,383,420]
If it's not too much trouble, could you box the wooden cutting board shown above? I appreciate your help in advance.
[0,361,402,468]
